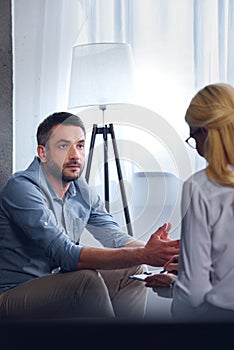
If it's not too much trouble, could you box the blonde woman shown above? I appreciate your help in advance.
[146,83,234,320]
[171,83,234,322]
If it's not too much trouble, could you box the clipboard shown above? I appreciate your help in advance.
[129,268,166,282]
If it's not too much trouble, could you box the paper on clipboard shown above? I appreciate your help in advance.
[129,268,166,282]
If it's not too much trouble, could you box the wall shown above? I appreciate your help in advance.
[0,0,13,190]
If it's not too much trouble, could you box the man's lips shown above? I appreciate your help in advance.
[65,162,81,170]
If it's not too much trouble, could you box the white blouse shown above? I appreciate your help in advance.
[172,169,234,319]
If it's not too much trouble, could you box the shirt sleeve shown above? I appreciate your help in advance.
[78,178,135,248]
[87,196,135,247]
[172,178,212,314]
[1,174,82,271]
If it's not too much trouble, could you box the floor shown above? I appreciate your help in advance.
[145,287,173,322]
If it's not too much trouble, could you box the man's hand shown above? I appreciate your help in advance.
[144,223,180,266]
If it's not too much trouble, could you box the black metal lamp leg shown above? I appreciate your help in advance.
[109,124,134,236]
[85,124,97,183]
[103,125,110,212]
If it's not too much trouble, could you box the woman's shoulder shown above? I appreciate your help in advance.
[185,168,231,199]
[185,169,208,186]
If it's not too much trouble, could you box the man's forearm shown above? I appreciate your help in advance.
[77,223,180,269]
[78,246,146,270]
[124,239,145,248]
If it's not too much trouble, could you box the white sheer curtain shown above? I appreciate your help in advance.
[75,0,234,113]
[194,0,234,88]
[72,0,234,174]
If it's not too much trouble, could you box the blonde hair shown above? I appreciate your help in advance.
[185,83,234,187]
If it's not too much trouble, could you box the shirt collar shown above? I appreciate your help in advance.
[39,165,76,201]
[66,181,76,198]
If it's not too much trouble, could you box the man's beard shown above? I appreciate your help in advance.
[48,160,84,183]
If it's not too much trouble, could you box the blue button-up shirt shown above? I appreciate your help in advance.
[0,157,134,292]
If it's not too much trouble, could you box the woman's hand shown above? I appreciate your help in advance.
[144,254,179,289]
[144,272,176,288]
[164,254,179,275]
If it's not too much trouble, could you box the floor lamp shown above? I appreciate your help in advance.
[68,43,134,236]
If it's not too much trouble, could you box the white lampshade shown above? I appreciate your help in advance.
[68,42,134,109]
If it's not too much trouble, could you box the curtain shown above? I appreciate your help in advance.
[73,0,234,178]
[194,0,234,89]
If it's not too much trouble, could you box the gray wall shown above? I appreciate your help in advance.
[0,0,13,190]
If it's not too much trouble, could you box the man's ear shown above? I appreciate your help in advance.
[37,145,47,163]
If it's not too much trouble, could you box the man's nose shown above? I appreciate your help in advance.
[69,145,80,159]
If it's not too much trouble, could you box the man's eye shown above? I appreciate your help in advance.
[59,144,68,149]
[78,144,85,150]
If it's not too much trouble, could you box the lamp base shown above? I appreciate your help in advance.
[85,123,133,236]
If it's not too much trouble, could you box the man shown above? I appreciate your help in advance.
[0,112,179,320]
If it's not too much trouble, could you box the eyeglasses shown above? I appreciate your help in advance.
[185,129,201,149]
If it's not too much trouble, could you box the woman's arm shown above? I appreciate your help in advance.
[172,179,212,309]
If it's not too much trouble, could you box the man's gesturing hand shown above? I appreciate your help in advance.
[144,223,180,267]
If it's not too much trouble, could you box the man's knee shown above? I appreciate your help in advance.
[127,264,148,276]
[70,270,114,317]
[69,269,107,291]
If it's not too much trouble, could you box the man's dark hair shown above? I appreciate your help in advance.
[36,112,86,146]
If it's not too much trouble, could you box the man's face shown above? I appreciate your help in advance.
[39,124,85,183]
